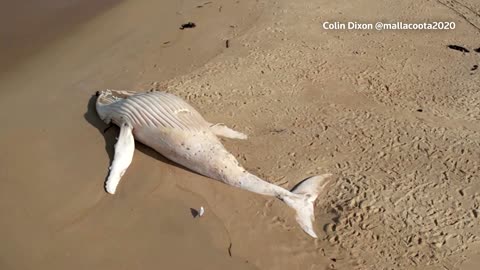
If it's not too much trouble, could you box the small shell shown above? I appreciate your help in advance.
[199,206,205,217]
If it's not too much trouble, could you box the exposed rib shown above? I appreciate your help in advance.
[133,95,173,128]
[130,97,163,127]
[157,93,205,130]
[138,95,178,129]
[135,106,156,127]
[151,96,191,130]
[155,96,191,131]
[112,105,135,125]
[122,101,147,126]
[162,95,200,130]
[135,94,179,129]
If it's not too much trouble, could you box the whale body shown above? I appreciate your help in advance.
[95,89,332,238]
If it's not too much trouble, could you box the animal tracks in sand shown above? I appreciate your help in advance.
[166,49,480,268]
[160,0,480,267]
[437,0,480,32]
[319,112,480,269]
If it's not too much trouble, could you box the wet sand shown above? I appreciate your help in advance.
[1,0,480,269]
[0,0,262,269]
[0,0,122,74]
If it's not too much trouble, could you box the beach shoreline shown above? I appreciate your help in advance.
[1,0,480,269]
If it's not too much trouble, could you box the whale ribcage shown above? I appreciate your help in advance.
[109,92,209,131]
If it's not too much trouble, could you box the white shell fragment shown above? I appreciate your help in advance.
[199,206,205,217]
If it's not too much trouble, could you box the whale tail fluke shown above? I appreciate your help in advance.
[282,173,333,238]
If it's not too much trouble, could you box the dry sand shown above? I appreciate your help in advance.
[1,0,480,269]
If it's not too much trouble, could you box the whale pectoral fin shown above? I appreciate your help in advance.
[105,123,135,194]
[210,123,247,140]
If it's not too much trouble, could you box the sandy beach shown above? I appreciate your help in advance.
[1,0,480,269]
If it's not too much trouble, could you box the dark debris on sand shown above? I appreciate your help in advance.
[180,22,196,30]
[447,45,469,53]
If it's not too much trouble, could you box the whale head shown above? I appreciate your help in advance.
[95,89,137,124]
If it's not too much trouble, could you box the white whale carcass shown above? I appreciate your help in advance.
[95,89,332,238]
